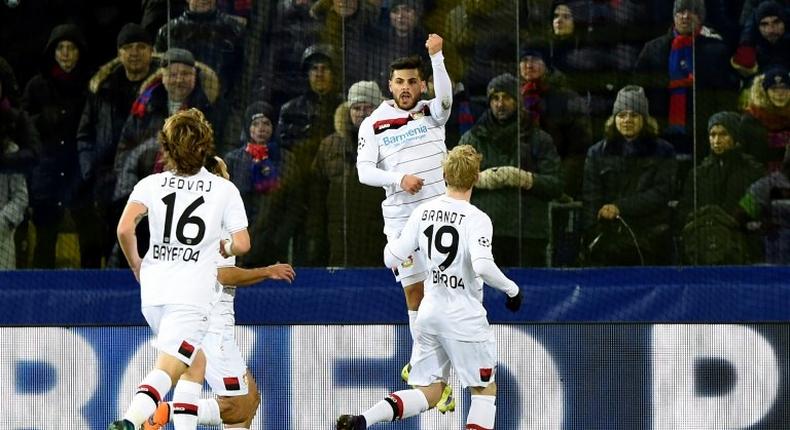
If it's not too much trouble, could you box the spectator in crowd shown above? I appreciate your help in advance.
[367,0,428,89]
[76,23,158,268]
[308,80,385,267]
[224,101,281,247]
[519,46,591,198]
[542,1,631,138]
[740,66,790,171]
[738,0,790,48]
[634,0,739,160]
[310,0,380,89]
[737,146,790,264]
[677,111,765,265]
[154,0,244,99]
[248,43,343,266]
[731,1,790,80]
[259,0,323,108]
[0,56,39,174]
[22,24,89,268]
[460,73,563,266]
[445,0,518,97]
[0,56,34,269]
[582,85,677,266]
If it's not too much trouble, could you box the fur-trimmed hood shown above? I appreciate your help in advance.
[134,53,220,103]
[333,102,353,138]
[88,56,162,95]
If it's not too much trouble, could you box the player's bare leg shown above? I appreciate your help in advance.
[216,370,261,429]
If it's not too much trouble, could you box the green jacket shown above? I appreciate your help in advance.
[460,110,563,239]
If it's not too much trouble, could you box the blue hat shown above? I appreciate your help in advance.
[763,66,790,90]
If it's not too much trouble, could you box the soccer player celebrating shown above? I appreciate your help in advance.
[109,109,250,430]
[338,144,523,430]
[356,33,454,409]
[143,156,296,430]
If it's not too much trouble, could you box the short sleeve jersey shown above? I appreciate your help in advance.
[129,168,248,308]
[390,196,496,341]
[357,99,448,236]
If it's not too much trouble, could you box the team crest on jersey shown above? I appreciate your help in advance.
[478,237,491,247]
[409,111,424,120]
[480,367,493,382]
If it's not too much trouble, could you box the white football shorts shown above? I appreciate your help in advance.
[142,304,210,366]
[408,331,497,389]
[203,294,249,396]
[387,235,428,287]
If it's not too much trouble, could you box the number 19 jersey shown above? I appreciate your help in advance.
[128,167,248,309]
[388,196,496,341]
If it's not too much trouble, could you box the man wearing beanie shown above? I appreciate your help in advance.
[732,0,790,78]
[677,111,764,264]
[635,0,739,159]
[308,80,386,267]
[76,23,158,268]
[581,85,677,266]
[459,73,563,267]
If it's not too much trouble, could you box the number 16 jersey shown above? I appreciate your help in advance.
[386,195,496,341]
[128,167,248,309]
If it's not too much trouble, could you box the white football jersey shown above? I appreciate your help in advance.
[357,99,448,236]
[387,196,496,341]
[129,167,247,309]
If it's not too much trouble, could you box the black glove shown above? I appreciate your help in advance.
[505,290,522,312]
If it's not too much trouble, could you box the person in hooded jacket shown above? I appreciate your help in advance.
[21,24,89,268]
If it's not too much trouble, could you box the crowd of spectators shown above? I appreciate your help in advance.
[0,0,788,269]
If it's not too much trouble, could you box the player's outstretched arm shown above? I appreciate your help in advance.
[426,33,452,124]
[217,263,296,286]
[117,201,147,281]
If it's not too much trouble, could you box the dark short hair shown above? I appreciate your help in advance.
[389,55,425,80]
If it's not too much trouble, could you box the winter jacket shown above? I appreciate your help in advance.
[678,149,765,223]
[741,74,790,170]
[155,8,244,94]
[21,24,89,207]
[76,56,160,204]
[582,134,677,231]
[460,110,563,239]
